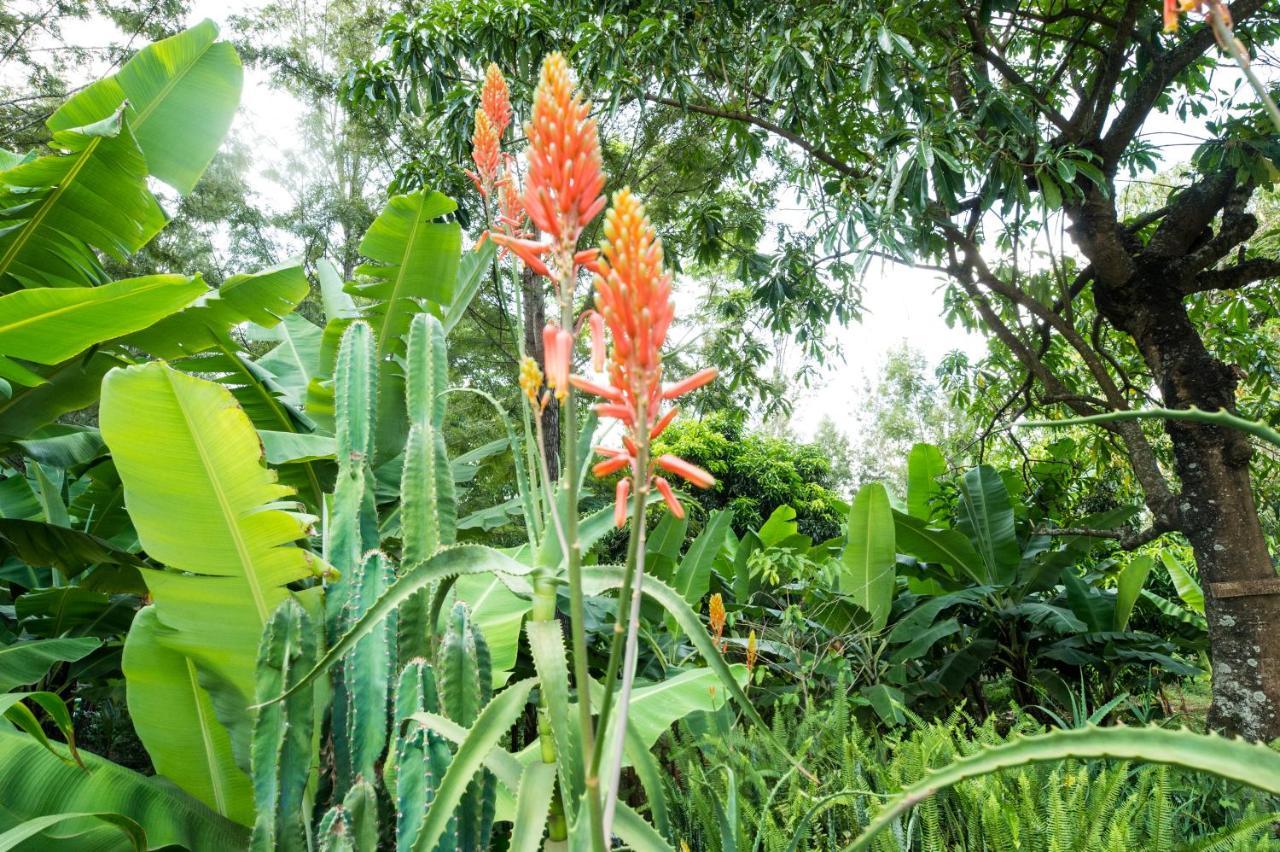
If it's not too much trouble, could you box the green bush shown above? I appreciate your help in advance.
[654,411,846,542]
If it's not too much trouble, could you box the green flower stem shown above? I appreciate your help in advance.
[590,425,649,780]
[600,485,648,838]
[560,296,606,852]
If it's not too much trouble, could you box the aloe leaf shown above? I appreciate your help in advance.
[509,761,556,852]
[408,678,535,852]
[844,725,1280,851]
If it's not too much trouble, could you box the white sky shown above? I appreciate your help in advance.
[32,2,1276,442]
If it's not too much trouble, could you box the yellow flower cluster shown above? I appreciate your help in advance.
[519,356,544,406]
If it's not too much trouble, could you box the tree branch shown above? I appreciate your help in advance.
[641,92,867,179]
[1192,258,1280,292]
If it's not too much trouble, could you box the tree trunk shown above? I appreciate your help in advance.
[522,265,559,479]
[1096,280,1280,740]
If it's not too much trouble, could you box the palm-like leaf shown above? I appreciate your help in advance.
[0,728,249,851]
[0,275,204,385]
[349,190,460,460]
[99,362,327,810]
[121,609,254,823]
[123,261,309,360]
[0,20,242,291]
[47,19,243,196]
[0,112,164,290]
[100,362,326,698]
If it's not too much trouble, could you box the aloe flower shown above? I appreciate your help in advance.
[570,188,717,523]
[489,53,605,292]
[480,62,511,139]
[466,108,501,197]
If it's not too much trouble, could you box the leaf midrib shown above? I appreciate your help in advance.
[375,195,425,359]
[166,368,270,623]
[185,656,230,816]
[0,278,186,343]
[0,136,102,283]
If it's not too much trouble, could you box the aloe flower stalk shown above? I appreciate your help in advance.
[465,109,501,198]
[493,52,608,851]
[571,188,717,838]
[572,188,717,522]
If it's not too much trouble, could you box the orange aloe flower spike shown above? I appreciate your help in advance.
[481,62,512,139]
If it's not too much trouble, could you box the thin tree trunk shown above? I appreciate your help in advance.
[522,265,559,479]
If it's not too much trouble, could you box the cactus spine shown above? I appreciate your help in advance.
[249,599,318,852]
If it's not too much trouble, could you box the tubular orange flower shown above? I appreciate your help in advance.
[467,109,501,197]
[573,187,717,523]
[501,236,550,277]
[649,406,679,441]
[519,52,606,255]
[543,324,572,400]
[663,367,719,400]
[592,454,631,477]
[614,478,631,529]
[746,629,758,672]
[653,476,683,518]
[481,62,512,139]
[588,310,606,372]
[655,454,715,489]
[569,374,623,402]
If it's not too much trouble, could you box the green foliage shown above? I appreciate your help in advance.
[653,412,845,541]
[841,483,896,630]
[0,728,250,850]
[873,458,1201,717]
[667,697,1280,852]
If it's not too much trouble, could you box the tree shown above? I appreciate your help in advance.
[344,0,1280,738]
[849,342,966,495]
[653,411,846,542]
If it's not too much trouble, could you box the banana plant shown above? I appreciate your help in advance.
[0,20,246,441]
[99,361,331,824]
[879,457,1198,715]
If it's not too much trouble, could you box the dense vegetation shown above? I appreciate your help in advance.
[1,1,1280,849]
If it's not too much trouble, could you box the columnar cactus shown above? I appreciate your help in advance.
[338,551,395,790]
[250,310,489,852]
[249,599,317,852]
[326,320,379,637]
[436,602,495,852]
[398,313,457,663]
